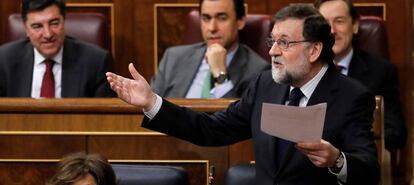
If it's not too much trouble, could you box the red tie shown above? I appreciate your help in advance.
[40,59,55,98]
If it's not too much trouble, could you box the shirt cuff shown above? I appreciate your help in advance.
[143,94,163,119]
[328,152,347,184]
[210,80,234,98]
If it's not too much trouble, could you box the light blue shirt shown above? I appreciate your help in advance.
[185,46,237,98]
[335,48,353,76]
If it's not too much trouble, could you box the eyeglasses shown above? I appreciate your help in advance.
[266,37,310,50]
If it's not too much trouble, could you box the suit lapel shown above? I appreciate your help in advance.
[176,44,206,97]
[227,46,247,87]
[15,43,35,96]
[348,50,368,80]
[61,39,82,97]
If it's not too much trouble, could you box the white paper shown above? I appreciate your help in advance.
[260,103,327,142]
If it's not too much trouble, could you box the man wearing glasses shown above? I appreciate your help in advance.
[107,4,379,184]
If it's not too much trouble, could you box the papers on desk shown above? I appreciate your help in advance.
[260,103,327,143]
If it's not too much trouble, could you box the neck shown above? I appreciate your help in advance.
[292,61,324,88]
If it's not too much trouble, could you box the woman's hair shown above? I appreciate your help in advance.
[46,152,117,185]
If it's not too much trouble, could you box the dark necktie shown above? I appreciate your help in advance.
[335,64,344,73]
[276,88,304,167]
[40,59,55,98]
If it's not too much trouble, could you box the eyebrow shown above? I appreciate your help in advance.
[29,16,61,24]
[201,12,228,18]
[270,34,289,39]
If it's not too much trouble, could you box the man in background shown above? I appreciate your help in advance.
[0,0,115,98]
[314,0,407,152]
[151,0,269,98]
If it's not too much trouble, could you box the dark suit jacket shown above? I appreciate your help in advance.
[0,37,115,97]
[348,49,407,150]
[143,66,379,185]
[151,42,269,98]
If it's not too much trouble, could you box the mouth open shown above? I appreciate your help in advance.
[272,60,283,68]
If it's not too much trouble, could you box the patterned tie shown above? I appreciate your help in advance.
[201,71,212,98]
[40,59,55,98]
[276,88,304,167]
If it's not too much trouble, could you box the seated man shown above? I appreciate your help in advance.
[315,0,407,152]
[0,0,115,98]
[151,0,269,98]
[46,152,117,185]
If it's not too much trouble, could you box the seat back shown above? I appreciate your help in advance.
[224,164,255,185]
[6,12,110,51]
[355,16,389,60]
[183,10,271,62]
[112,164,190,185]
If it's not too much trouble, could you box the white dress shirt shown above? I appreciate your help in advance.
[31,47,63,98]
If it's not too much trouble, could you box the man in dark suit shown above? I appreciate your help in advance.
[107,4,379,184]
[151,0,269,98]
[0,0,115,98]
[314,0,407,152]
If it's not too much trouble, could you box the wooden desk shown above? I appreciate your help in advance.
[0,98,254,185]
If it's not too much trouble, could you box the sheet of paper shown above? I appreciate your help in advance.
[260,103,327,143]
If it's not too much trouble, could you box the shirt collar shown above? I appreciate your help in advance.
[226,45,238,67]
[336,48,353,70]
[34,46,64,65]
[291,64,328,102]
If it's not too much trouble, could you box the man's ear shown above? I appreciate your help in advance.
[237,17,246,30]
[308,42,323,63]
[353,19,359,34]
[24,24,30,37]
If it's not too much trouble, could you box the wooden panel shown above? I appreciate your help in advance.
[0,136,85,159]
[0,98,239,185]
[154,4,198,72]
[0,163,56,185]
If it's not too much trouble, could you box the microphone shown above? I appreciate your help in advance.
[208,165,216,185]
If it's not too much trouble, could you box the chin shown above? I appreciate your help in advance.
[40,50,58,58]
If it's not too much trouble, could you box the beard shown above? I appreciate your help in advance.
[271,54,311,86]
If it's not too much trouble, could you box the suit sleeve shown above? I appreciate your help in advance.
[342,91,380,184]
[142,73,263,146]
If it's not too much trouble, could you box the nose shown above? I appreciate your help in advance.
[329,22,336,34]
[207,19,218,32]
[42,26,53,38]
[268,43,282,57]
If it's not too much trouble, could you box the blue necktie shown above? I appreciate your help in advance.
[276,88,304,167]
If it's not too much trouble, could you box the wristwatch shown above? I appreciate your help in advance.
[330,152,344,174]
[213,71,228,84]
